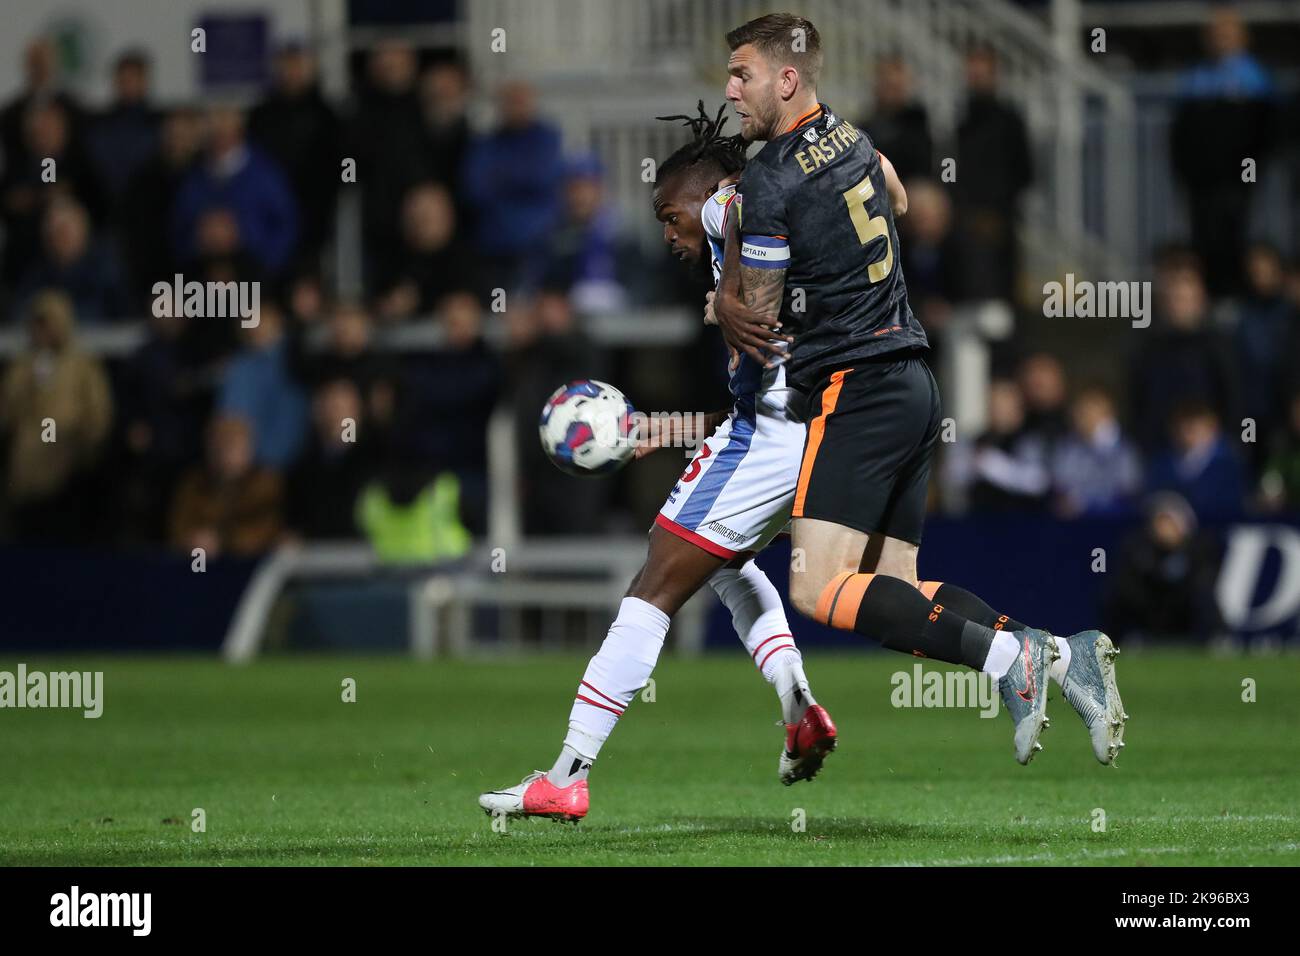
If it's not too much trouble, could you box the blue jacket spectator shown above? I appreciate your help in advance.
[1178,7,1275,101]
[1146,404,1247,521]
[1170,9,1276,295]
[532,154,633,313]
[173,106,298,277]
[461,81,562,285]
[217,305,307,471]
[1051,388,1142,517]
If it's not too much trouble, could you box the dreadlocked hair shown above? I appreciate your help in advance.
[654,100,747,185]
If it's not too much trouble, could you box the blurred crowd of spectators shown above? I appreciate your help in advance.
[0,37,656,323]
[0,5,1298,591]
[0,36,667,557]
[867,10,1300,537]
[940,244,1300,524]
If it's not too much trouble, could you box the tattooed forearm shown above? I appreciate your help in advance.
[739,264,786,324]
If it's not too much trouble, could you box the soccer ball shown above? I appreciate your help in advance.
[539,380,639,476]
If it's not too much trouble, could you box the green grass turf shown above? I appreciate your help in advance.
[0,651,1297,866]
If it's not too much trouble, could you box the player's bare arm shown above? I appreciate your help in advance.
[738,261,787,358]
[714,206,791,364]
[633,409,729,459]
[880,151,908,217]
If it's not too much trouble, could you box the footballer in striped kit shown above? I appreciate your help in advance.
[479,103,837,824]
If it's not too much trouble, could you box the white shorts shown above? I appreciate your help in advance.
[655,386,806,558]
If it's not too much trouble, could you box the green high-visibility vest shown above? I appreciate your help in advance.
[357,473,471,563]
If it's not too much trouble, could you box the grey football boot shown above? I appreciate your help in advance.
[998,629,1059,765]
[1058,630,1127,765]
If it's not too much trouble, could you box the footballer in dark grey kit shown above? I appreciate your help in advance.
[714,12,1126,768]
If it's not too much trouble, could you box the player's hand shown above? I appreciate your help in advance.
[633,414,678,459]
[714,287,791,367]
[704,291,718,326]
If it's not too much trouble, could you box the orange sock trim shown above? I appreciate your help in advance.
[814,572,877,629]
[918,581,942,601]
[814,571,853,625]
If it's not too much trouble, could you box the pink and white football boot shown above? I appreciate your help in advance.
[479,771,588,823]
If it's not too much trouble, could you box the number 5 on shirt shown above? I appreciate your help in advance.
[842,174,894,283]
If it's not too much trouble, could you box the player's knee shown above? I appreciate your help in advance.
[787,572,823,620]
[626,563,690,617]
[626,571,666,611]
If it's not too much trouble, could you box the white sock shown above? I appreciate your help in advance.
[710,561,812,724]
[1049,636,1072,685]
[547,743,591,788]
[981,631,1021,680]
[773,656,815,726]
[552,596,670,784]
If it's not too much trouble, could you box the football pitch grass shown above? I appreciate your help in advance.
[1,651,1297,867]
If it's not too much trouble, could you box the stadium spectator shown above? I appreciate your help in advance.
[1170,6,1276,296]
[860,56,932,182]
[1105,492,1226,643]
[1,100,105,287]
[534,154,634,313]
[153,206,265,370]
[216,303,308,471]
[388,292,500,531]
[85,50,159,205]
[286,378,374,540]
[351,40,431,284]
[951,45,1032,303]
[897,179,957,359]
[420,57,472,203]
[249,42,342,264]
[300,303,399,442]
[1258,389,1300,513]
[1018,353,1070,449]
[1129,252,1238,452]
[169,415,284,557]
[119,106,204,307]
[460,80,563,292]
[1145,402,1247,520]
[191,206,266,289]
[374,181,475,319]
[286,270,328,325]
[0,37,86,173]
[944,378,1050,513]
[15,198,128,322]
[171,105,298,278]
[355,461,472,563]
[0,291,112,542]
[113,308,212,543]
[1051,387,1142,518]
[1230,242,1295,458]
